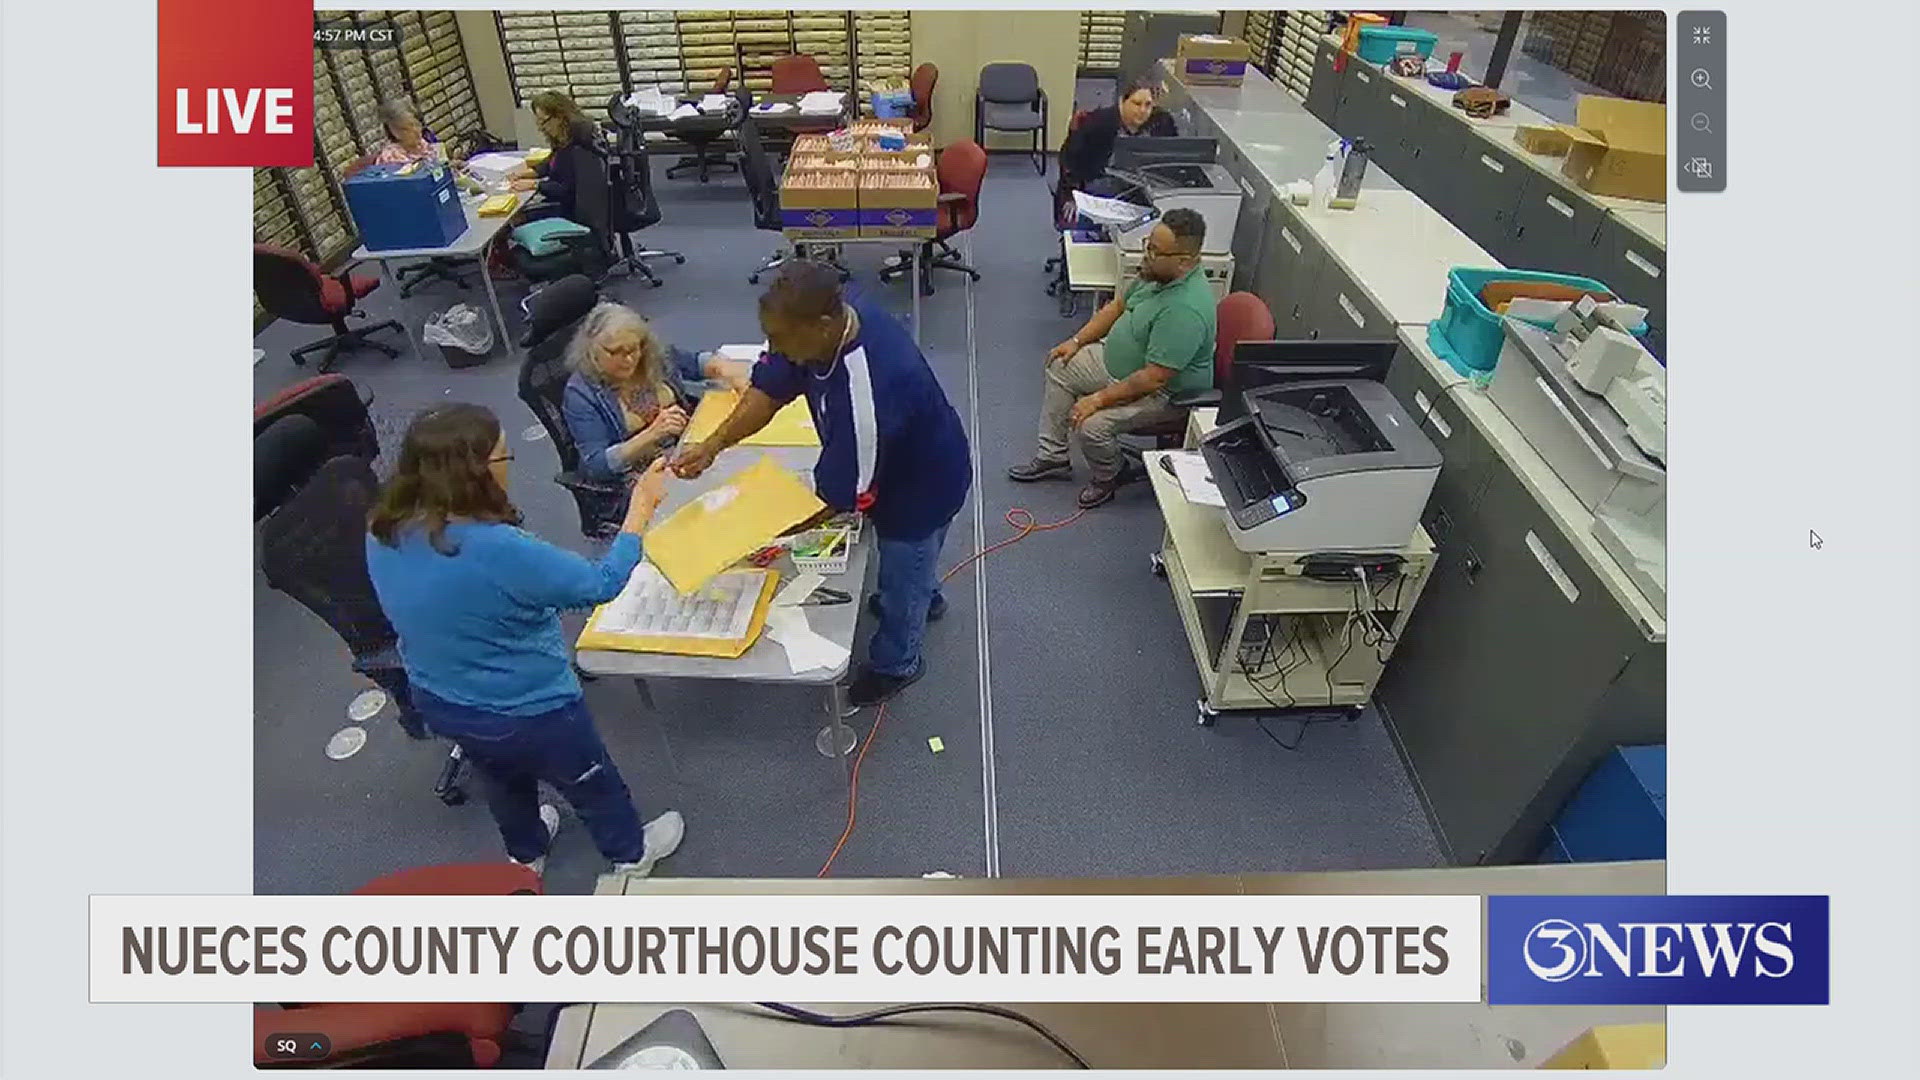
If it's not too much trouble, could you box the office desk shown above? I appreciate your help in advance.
[545,860,1664,1069]
[351,194,517,358]
[574,440,871,764]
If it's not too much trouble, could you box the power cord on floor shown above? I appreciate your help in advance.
[817,505,1089,878]
[754,1002,1092,1068]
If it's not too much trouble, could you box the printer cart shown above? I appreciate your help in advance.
[1145,412,1436,725]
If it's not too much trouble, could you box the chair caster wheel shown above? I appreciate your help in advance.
[648,277,664,288]
[748,273,761,284]
[673,255,686,265]
[1149,552,1166,578]
[1196,700,1218,727]
[438,787,467,807]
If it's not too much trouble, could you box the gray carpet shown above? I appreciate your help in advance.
[253,147,1440,896]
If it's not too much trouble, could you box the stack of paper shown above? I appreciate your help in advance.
[1167,451,1227,508]
[683,389,819,448]
[668,103,699,121]
[755,101,797,114]
[576,563,777,657]
[698,94,731,114]
[716,342,767,362]
[765,607,849,674]
[798,91,845,115]
[626,86,673,116]
[1072,189,1156,229]
[465,151,530,186]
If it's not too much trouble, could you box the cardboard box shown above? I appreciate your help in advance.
[1174,34,1251,87]
[857,171,937,238]
[1541,1023,1665,1069]
[779,172,861,239]
[786,150,862,174]
[1514,124,1573,156]
[1557,95,1666,203]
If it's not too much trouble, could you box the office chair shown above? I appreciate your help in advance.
[770,53,830,94]
[255,414,329,523]
[257,456,468,806]
[515,276,628,539]
[878,140,986,297]
[1127,292,1276,456]
[909,63,939,132]
[975,62,1049,174]
[737,115,849,286]
[508,134,616,289]
[665,68,741,182]
[255,862,538,1069]
[605,100,686,287]
[1044,110,1093,312]
[253,245,403,372]
[254,373,380,464]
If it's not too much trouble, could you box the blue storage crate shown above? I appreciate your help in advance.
[1542,746,1666,863]
[1357,27,1439,64]
[343,161,467,252]
[1427,266,1646,377]
[871,90,914,119]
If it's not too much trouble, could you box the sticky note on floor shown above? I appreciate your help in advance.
[928,737,945,753]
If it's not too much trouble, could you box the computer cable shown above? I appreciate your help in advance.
[754,1002,1092,1068]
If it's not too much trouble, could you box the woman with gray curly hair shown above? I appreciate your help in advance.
[559,301,755,484]
[370,97,449,166]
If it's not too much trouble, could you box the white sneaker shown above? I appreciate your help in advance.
[612,810,685,878]
[511,804,563,876]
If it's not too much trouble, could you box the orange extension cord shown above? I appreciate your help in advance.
[816,506,1089,877]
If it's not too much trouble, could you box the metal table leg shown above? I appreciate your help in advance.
[479,255,515,357]
[910,244,922,345]
[815,683,858,771]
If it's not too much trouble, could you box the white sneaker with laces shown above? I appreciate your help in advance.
[510,804,563,876]
[612,810,685,878]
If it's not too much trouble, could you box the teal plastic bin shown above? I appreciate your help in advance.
[1356,27,1439,64]
[1427,267,1646,377]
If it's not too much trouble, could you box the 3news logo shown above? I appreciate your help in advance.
[1487,895,1829,1005]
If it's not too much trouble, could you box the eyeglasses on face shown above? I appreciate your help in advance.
[489,452,515,464]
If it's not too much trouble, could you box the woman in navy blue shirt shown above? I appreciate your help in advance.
[366,404,684,877]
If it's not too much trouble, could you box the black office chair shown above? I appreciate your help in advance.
[508,132,617,287]
[975,62,1050,174]
[605,99,686,288]
[665,68,741,182]
[258,456,468,806]
[515,276,628,539]
[255,413,329,522]
[739,114,849,286]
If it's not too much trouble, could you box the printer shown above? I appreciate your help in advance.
[1109,163,1241,255]
[1199,379,1441,553]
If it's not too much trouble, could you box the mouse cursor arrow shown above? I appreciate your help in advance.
[1809,530,1824,550]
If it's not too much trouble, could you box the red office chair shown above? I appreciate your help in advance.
[253,245,403,372]
[1132,292,1276,451]
[711,66,733,94]
[254,863,539,1069]
[878,140,986,297]
[770,53,830,94]
[254,374,379,464]
[908,62,939,132]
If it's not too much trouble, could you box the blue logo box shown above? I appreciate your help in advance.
[1488,895,1828,1005]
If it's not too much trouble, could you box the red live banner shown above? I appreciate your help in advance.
[157,0,312,166]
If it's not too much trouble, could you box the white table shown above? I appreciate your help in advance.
[350,195,517,358]
[574,441,873,767]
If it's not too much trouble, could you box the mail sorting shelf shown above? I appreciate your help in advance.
[1144,415,1436,726]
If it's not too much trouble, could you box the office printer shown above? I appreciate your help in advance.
[1107,137,1240,255]
[1200,380,1440,553]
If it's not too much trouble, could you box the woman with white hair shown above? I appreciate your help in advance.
[370,97,450,166]
[559,302,755,486]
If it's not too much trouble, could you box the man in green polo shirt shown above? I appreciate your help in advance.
[1009,207,1217,508]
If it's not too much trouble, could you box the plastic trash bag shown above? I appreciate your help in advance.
[422,304,494,355]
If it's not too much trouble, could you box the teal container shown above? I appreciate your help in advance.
[1356,27,1439,64]
[1427,267,1646,377]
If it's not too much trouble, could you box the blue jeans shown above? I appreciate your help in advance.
[412,689,645,864]
[868,523,950,677]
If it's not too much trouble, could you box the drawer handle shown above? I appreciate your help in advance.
[1281,227,1301,254]
[1538,375,1613,468]
[1338,293,1365,328]
[1389,93,1407,108]
[1413,390,1452,439]
[1479,153,1506,174]
[1356,69,1372,83]
[1237,175,1255,198]
[1545,194,1575,219]
[1525,530,1581,604]
[1625,249,1662,279]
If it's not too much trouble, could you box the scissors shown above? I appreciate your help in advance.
[801,587,852,607]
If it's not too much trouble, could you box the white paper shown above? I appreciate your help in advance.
[773,572,825,608]
[698,94,730,114]
[464,151,530,185]
[717,342,767,362]
[765,607,849,674]
[798,91,845,115]
[1168,452,1227,508]
[755,101,797,114]
[1072,189,1155,228]
[668,103,699,121]
[596,563,762,640]
[625,87,673,116]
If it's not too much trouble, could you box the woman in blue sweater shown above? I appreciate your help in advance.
[366,404,683,877]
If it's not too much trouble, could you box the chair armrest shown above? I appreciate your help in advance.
[1167,388,1222,410]
[937,191,968,204]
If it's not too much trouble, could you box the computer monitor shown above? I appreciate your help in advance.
[1111,134,1218,171]
[1217,340,1399,424]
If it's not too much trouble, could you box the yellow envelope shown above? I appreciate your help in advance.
[525,146,552,166]
[476,193,521,216]
[683,389,820,447]
[645,455,825,594]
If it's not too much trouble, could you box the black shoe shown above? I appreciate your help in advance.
[845,661,926,710]
[1077,478,1120,508]
[1007,457,1072,482]
[868,592,948,622]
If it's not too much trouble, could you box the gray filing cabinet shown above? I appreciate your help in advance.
[1399,113,1473,226]
[1215,139,1272,293]
[1305,274,1393,342]
[1368,78,1421,181]
[1252,207,1328,338]
[1335,63,1391,156]
[1445,141,1534,266]
[1510,185,1607,276]
[1595,216,1667,350]
[1305,40,1343,126]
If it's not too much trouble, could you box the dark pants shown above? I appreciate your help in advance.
[412,689,645,864]
[868,522,952,677]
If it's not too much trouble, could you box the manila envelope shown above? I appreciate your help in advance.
[645,455,826,595]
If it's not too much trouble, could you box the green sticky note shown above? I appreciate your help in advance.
[928,736,945,753]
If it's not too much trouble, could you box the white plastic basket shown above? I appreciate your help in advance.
[788,515,862,576]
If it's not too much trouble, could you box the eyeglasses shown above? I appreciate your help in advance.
[489,452,514,464]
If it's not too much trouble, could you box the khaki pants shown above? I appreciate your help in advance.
[1037,344,1186,482]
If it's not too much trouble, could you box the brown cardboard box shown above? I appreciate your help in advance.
[858,171,937,238]
[1541,1023,1665,1069]
[1174,34,1251,87]
[786,150,861,174]
[779,172,861,240]
[1514,124,1573,156]
[1557,95,1666,203]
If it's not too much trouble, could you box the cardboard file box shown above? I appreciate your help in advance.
[779,172,861,240]
[857,172,937,238]
[1557,95,1666,203]
[1174,34,1251,87]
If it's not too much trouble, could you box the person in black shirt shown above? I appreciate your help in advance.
[1059,78,1179,199]
[508,90,600,223]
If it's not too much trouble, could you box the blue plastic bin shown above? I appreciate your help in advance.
[1540,746,1665,863]
[342,162,466,252]
[1426,267,1646,377]
[1356,27,1439,64]
[871,90,914,119]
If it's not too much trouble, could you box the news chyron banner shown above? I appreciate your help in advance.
[158,0,311,166]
